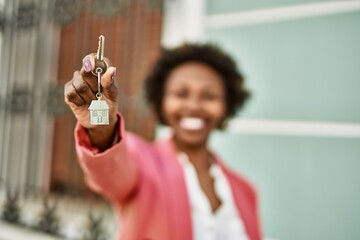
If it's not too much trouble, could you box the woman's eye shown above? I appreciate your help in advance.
[202,92,218,100]
[174,90,188,98]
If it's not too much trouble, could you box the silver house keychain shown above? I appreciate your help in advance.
[88,35,110,125]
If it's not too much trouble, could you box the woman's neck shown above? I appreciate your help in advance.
[173,138,212,172]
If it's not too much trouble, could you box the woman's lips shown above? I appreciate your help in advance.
[179,117,205,131]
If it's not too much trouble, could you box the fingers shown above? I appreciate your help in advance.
[82,54,96,73]
[101,66,116,88]
[73,71,97,103]
[81,54,114,93]
[100,66,118,102]
[65,54,117,108]
[82,54,113,74]
[65,68,118,105]
[64,71,96,106]
[64,80,85,106]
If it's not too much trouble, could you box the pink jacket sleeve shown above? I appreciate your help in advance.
[74,113,139,203]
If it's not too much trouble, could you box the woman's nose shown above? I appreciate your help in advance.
[185,96,201,110]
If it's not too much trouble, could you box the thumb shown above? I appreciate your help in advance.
[101,66,118,102]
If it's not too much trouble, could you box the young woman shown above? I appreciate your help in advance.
[64,44,262,240]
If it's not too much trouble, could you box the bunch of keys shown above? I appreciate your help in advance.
[88,35,110,125]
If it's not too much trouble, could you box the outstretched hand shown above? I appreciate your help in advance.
[64,54,119,150]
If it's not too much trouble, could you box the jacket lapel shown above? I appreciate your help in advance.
[213,154,261,240]
[155,137,193,240]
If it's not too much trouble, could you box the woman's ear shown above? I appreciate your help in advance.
[217,117,229,130]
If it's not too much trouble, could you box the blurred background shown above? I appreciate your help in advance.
[0,0,359,239]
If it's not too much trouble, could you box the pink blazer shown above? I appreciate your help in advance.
[75,115,262,240]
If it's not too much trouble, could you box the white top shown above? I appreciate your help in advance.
[178,153,249,240]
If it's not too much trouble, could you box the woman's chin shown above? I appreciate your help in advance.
[174,128,209,148]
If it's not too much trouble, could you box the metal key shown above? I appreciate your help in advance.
[91,35,108,76]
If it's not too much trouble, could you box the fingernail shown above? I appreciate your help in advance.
[83,59,92,72]
[111,68,117,83]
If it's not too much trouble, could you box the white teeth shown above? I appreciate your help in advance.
[180,117,205,130]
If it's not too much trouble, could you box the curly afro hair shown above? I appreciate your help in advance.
[144,43,250,128]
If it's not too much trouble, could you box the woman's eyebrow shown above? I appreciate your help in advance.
[204,83,223,89]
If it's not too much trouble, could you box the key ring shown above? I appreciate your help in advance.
[96,71,101,99]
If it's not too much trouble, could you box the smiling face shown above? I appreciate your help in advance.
[162,62,226,149]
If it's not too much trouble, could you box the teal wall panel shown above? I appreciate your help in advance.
[207,12,360,122]
[207,0,336,14]
[210,133,360,240]
[205,1,360,239]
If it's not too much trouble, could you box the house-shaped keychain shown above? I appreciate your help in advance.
[88,99,109,125]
